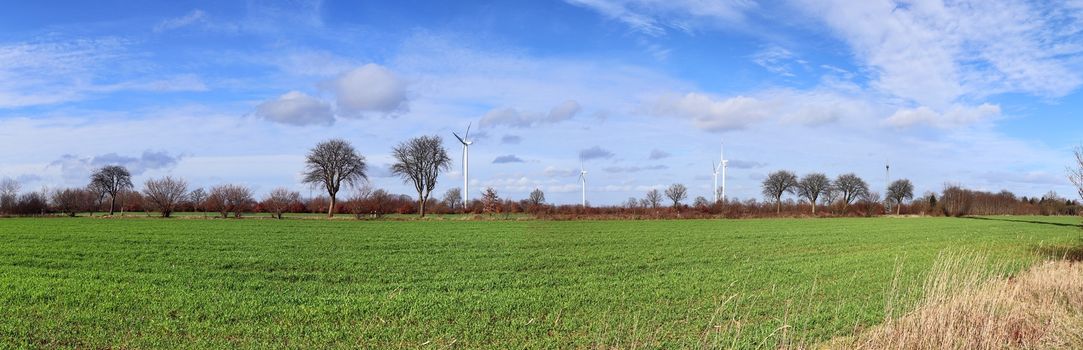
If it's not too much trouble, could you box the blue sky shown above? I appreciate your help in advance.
[1,0,1082,205]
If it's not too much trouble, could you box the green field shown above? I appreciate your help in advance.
[0,216,1079,348]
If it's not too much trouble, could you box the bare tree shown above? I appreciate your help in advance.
[89,165,133,215]
[189,188,207,218]
[481,187,500,215]
[1069,145,1083,202]
[442,187,463,213]
[14,191,48,216]
[762,170,798,214]
[0,177,18,214]
[87,182,107,216]
[797,173,831,214]
[527,188,546,212]
[834,173,869,208]
[859,191,882,217]
[51,188,91,217]
[821,186,840,209]
[263,188,300,219]
[302,139,368,218]
[664,183,688,210]
[644,189,662,209]
[369,189,391,218]
[207,184,254,218]
[346,184,375,219]
[886,179,915,215]
[142,177,188,218]
[693,196,709,209]
[390,135,452,217]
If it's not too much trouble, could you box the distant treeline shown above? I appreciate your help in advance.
[0,177,1077,219]
[2,139,1081,220]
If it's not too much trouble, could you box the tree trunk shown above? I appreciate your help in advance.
[109,195,116,215]
[328,196,336,218]
[811,200,817,215]
[776,195,782,214]
[897,202,902,215]
[418,198,426,218]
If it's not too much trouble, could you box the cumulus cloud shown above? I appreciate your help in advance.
[649,93,770,131]
[501,135,522,144]
[326,64,408,117]
[254,91,334,126]
[579,146,615,161]
[886,103,1001,129]
[648,149,670,160]
[479,100,582,128]
[492,155,525,164]
[50,150,184,182]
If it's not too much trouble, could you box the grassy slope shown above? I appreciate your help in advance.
[0,216,1078,348]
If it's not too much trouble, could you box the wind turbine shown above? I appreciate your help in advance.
[578,163,588,207]
[719,141,729,203]
[712,161,720,203]
[885,159,891,213]
[452,123,473,206]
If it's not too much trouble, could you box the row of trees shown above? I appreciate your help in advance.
[5,144,1083,219]
[2,173,1079,219]
[758,170,914,215]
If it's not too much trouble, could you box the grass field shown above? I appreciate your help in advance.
[0,216,1079,348]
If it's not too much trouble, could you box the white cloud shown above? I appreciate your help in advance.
[479,100,581,128]
[326,64,408,117]
[649,93,770,131]
[155,9,208,32]
[0,38,207,108]
[565,0,755,36]
[795,0,1083,108]
[886,103,1001,129]
[255,91,334,126]
[751,46,801,77]
[544,166,580,178]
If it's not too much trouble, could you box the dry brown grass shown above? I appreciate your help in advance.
[823,253,1083,349]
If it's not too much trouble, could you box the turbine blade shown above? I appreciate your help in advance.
[453,132,465,144]
[465,122,472,140]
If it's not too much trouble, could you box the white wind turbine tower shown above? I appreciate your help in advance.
[719,141,729,203]
[712,161,720,203]
[452,123,473,205]
[578,164,588,207]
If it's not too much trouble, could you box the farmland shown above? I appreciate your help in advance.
[0,216,1079,348]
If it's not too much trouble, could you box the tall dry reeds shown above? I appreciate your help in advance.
[829,253,1083,349]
